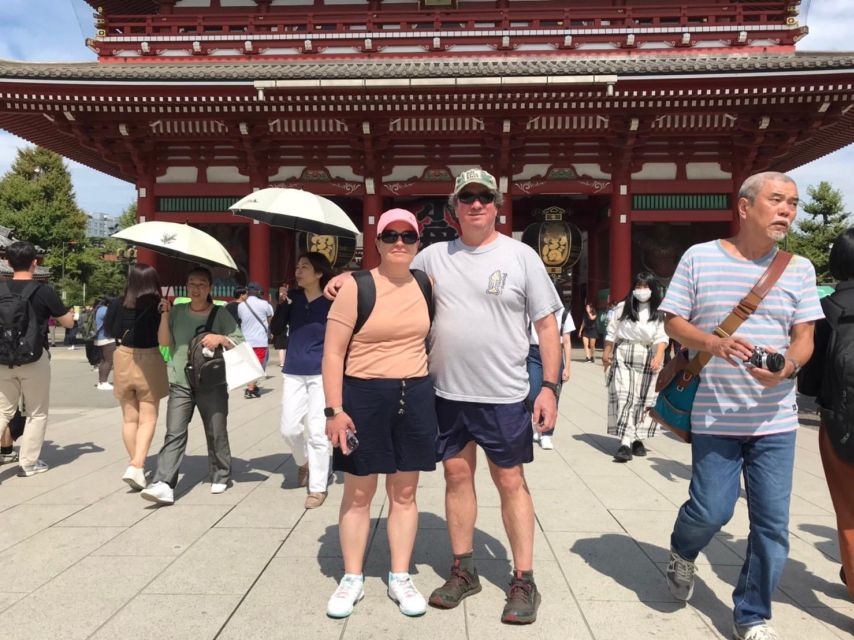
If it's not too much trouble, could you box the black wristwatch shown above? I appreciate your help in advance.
[324,406,343,418]
[541,381,560,395]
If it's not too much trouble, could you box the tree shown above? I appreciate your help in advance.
[118,201,137,230]
[787,181,850,282]
[0,146,87,250]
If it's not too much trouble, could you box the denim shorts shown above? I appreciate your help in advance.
[333,375,438,476]
[435,397,533,468]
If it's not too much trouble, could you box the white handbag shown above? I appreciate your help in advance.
[223,339,266,392]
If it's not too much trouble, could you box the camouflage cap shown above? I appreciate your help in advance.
[453,168,498,195]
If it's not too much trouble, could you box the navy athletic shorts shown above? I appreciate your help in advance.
[333,375,438,476]
[435,397,533,468]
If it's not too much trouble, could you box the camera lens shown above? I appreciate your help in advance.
[765,352,786,373]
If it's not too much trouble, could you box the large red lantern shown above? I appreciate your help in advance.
[521,206,582,280]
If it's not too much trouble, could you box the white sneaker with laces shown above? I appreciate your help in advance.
[327,574,365,618]
[140,481,174,505]
[539,435,554,450]
[210,482,228,494]
[17,460,49,477]
[387,572,427,616]
[0,450,19,464]
[97,381,114,391]
[733,622,780,640]
[122,465,146,491]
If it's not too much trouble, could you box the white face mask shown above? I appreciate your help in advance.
[633,289,652,303]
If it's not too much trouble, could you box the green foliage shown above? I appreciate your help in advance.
[0,147,87,249]
[788,182,850,283]
[118,201,137,230]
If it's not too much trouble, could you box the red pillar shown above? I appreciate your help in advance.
[609,177,632,302]
[248,177,271,292]
[362,194,382,269]
[135,178,158,270]
[589,227,601,303]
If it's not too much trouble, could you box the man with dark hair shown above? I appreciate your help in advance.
[0,241,74,475]
[238,282,273,399]
[225,286,247,325]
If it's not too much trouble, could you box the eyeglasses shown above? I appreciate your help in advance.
[457,191,496,205]
[378,230,419,245]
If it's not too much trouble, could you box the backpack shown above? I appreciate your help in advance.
[184,305,227,391]
[0,281,43,368]
[77,306,98,342]
[352,269,434,335]
[818,296,854,462]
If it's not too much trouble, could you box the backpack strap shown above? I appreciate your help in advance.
[410,269,434,325]
[19,281,39,302]
[352,270,376,335]
[196,304,219,335]
[241,298,269,332]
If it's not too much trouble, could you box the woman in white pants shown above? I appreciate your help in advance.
[273,252,334,509]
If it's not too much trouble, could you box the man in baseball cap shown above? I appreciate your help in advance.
[452,168,499,196]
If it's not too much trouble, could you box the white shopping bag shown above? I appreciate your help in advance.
[223,339,265,392]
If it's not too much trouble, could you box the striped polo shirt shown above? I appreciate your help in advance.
[660,240,823,437]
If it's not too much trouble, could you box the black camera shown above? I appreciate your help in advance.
[746,347,786,373]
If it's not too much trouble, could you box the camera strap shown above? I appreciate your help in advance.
[686,249,793,376]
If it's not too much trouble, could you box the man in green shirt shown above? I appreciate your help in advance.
[141,267,243,505]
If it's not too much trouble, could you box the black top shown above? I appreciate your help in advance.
[6,280,66,348]
[798,280,854,408]
[104,297,161,348]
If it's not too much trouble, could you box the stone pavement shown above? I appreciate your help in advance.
[0,347,851,640]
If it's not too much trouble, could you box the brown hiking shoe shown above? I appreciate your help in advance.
[297,464,309,488]
[305,492,327,509]
[429,560,482,609]
[501,575,541,624]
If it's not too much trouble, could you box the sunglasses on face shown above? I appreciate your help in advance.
[378,230,419,245]
[457,191,496,205]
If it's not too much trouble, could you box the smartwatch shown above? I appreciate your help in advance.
[323,406,344,418]
[541,381,560,395]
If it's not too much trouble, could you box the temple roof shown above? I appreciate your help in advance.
[0,51,851,83]
[82,0,158,14]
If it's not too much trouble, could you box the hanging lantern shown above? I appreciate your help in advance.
[521,206,582,280]
[301,232,356,268]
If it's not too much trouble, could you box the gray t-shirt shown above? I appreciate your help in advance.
[412,234,562,403]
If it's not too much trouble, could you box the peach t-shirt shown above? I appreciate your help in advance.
[327,269,430,379]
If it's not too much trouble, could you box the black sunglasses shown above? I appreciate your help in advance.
[457,191,496,205]
[378,230,419,245]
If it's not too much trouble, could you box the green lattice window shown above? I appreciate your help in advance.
[633,194,730,211]
[157,197,241,213]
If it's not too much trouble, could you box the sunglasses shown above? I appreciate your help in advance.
[378,230,419,245]
[457,191,496,205]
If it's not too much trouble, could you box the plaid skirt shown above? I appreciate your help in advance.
[606,342,659,439]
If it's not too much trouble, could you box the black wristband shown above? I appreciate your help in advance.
[541,381,559,394]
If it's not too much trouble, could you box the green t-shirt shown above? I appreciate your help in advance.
[166,303,244,389]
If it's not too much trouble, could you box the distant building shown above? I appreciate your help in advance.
[86,213,118,238]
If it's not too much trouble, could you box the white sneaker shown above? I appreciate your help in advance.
[140,481,174,505]
[122,465,146,491]
[210,482,228,494]
[733,622,780,640]
[387,573,427,616]
[17,460,49,477]
[327,574,365,618]
[97,381,114,391]
[539,435,554,450]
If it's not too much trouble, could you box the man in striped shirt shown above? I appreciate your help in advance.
[659,171,823,640]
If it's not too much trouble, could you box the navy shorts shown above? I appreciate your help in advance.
[333,375,438,476]
[435,398,533,468]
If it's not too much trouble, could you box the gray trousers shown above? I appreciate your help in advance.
[152,383,231,488]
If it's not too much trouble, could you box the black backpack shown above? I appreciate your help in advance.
[0,281,43,368]
[352,269,434,335]
[77,307,98,342]
[184,305,227,391]
[818,296,854,462]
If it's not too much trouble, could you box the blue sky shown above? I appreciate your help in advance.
[0,0,850,218]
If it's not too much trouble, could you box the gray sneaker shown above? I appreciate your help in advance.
[733,622,780,640]
[666,548,696,601]
[0,450,19,465]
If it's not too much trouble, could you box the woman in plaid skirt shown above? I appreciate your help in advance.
[602,272,669,462]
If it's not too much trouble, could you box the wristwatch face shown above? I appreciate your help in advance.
[323,407,335,418]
